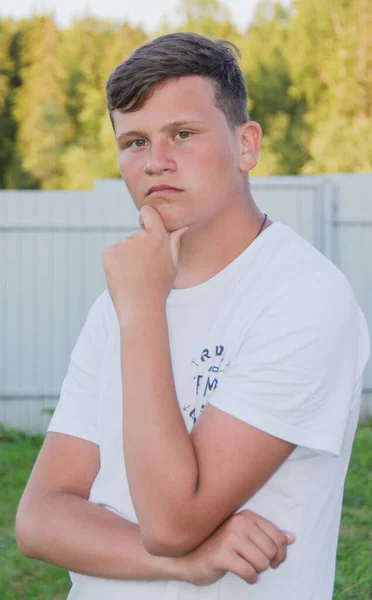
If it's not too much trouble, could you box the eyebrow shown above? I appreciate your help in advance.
[116,120,207,142]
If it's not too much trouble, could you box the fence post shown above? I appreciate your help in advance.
[318,177,339,263]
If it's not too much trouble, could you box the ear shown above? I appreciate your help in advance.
[238,121,262,172]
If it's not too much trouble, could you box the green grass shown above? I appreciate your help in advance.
[0,426,70,599]
[333,424,372,600]
[0,423,371,599]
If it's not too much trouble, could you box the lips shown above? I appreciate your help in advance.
[146,185,183,196]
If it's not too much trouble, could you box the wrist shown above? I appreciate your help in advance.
[167,554,193,583]
[118,304,167,329]
[147,554,190,583]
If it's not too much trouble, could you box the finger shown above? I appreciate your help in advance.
[224,553,258,585]
[255,519,289,566]
[139,205,166,235]
[284,530,296,545]
[243,524,278,563]
[169,226,190,267]
[235,540,271,574]
[270,531,296,569]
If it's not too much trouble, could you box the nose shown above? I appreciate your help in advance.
[143,142,176,175]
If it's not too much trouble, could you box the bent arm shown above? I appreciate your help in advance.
[15,432,185,580]
[120,314,295,556]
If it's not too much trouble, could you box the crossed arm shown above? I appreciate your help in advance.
[15,433,183,580]
[120,310,295,557]
[15,431,293,584]
[15,298,295,579]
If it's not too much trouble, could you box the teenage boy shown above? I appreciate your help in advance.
[16,33,370,600]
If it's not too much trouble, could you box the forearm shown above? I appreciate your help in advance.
[120,313,199,543]
[16,491,187,580]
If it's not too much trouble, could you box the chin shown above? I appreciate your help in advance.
[152,204,185,230]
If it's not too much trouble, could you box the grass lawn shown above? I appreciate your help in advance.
[0,423,371,600]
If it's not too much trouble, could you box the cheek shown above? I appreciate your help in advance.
[190,144,236,188]
[186,146,239,216]
[118,153,143,188]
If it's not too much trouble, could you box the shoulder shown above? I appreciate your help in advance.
[85,288,118,333]
[266,223,356,319]
[240,224,364,362]
[70,289,118,366]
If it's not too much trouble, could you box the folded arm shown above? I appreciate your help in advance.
[16,432,293,586]
[15,432,185,580]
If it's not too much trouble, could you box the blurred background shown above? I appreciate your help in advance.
[0,2,371,598]
[0,0,371,191]
[1,0,371,430]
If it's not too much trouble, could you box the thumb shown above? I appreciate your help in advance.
[284,531,296,545]
[169,226,190,267]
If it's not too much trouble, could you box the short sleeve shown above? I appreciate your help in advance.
[47,290,112,445]
[208,280,368,456]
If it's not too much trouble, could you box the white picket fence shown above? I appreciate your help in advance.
[1,174,371,433]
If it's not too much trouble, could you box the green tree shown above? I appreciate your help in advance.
[60,18,148,189]
[61,17,111,149]
[240,0,310,176]
[13,16,70,189]
[176,0,240,41]
[289,0,372,173]
[0,19,16,188]
[0,19,32,189]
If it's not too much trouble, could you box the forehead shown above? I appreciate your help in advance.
[112,75,223,134]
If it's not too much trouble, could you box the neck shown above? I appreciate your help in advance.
[172,192,271,290]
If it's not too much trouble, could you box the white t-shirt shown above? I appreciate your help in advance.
[48,221,370,600]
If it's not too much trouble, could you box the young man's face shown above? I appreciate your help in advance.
[112,75,259,233]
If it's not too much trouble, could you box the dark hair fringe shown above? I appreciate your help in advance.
[106,32,249,129]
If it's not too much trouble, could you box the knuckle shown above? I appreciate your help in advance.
[241,512,255,526]
[277,548,287,564]
[240,509,253,519]
[225,530,238,546]
[257,557,270,573]
[266,543,278,561]
[218,550,234,573]
[232,565,257,585]
[242,516,254,528]
[276,532,287,547]
[234,511,247,524]
[244,522,256,536]
[245,569,258,584]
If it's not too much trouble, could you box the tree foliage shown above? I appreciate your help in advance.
[288,0,372,173]
[0,0,371,189]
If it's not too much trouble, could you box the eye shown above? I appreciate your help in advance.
[176,131,192,140]
[128,139,148,148]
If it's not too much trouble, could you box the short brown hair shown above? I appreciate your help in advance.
[106,32,249,130]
